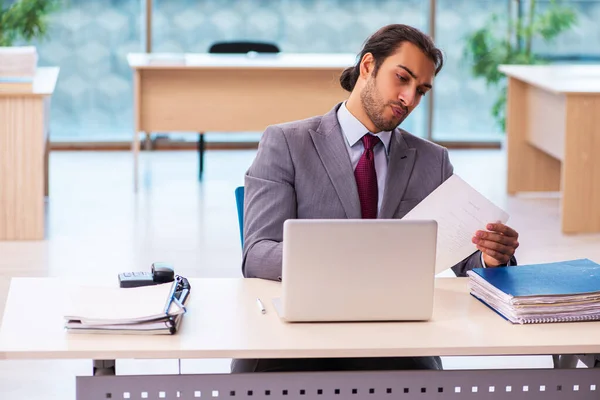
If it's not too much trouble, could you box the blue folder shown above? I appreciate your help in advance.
[470,258,600,297]
[468,258,600,324]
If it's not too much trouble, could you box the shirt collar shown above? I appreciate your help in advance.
[337,101,392,155]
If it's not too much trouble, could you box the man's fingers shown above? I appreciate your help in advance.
[473,238,514,256]
[486,223,519,238]
[474,231,519,248]
[475,223,519,265]
[477,245,511,264]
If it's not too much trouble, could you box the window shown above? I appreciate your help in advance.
[29,0,143,142]
[152,0,430,141]
[433,0,507,142]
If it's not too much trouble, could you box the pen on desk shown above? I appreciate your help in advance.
[256,297,266,314]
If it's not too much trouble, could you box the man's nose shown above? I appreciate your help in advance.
[399,89,416,108]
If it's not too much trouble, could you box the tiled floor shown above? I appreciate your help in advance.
[0,149,598,399]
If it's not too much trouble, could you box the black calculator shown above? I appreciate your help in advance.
[118,262,175,288]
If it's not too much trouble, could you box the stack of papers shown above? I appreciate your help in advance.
[0,46,37,76]
[0,46,37,93]
[63,281,187,335]
[468,259,600,324]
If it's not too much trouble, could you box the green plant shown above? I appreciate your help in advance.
[0,0,60,46]
[463,0,578,132]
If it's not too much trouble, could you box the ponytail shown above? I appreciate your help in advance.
[339,65,360,92]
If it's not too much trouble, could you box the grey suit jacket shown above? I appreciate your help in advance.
[242,103,505,281]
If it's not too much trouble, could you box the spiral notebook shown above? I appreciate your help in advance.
[467,258,600,324]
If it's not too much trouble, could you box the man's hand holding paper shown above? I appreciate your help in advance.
[474,222,520,267]
[402,174,519,274]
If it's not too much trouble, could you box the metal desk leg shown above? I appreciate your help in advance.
[553,354,600,369]
[198,133,205,179]
[553,354,579,369]
[93,359,116,376]
[578,355,600,368]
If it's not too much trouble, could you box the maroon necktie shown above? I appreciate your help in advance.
[354,134,380,219]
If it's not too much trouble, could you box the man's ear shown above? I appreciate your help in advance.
[359,53,375,79]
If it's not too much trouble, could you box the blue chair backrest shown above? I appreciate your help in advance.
[234,186,244,247]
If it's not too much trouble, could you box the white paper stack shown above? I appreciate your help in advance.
[63,281,188,335]
[0,46,38,93]
[0,46,38,77]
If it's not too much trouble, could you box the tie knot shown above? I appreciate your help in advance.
[361,134,380,151]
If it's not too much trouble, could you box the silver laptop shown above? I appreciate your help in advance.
[275,219,438,322]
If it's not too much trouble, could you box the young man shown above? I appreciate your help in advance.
[234,24,519,373]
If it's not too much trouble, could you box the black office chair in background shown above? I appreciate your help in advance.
[208,41,280,54]
[197,41,280,179]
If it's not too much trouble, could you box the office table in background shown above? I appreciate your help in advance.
[500,64,600,234]
[1,276,599,399]
[127,53,355,190]
[0,67,59,240]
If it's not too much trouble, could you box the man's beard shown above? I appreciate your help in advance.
[360,77,407,132]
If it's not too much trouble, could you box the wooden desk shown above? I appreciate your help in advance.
[2,277,600,360]
[499,64,600,234]
[127,53,355,190]
[0,67,59,240]
[1,277,599,399]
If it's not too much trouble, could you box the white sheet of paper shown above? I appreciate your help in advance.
[402,174,509,274]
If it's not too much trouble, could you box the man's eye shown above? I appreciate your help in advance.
[418,89,426,96]
[397,74,408,82]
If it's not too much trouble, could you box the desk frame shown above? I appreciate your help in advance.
[79,364,600,400]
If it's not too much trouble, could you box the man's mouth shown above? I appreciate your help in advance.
[391,105,407,119]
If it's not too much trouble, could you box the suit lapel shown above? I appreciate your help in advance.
[379,129,416,219]
[309,105,362,219]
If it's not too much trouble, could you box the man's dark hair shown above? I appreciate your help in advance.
[340,24,444,92]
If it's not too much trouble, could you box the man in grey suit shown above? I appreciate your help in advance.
[233,24,520,373]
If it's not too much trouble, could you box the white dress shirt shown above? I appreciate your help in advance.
[336,102,489,269]
[337,102,392,214]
